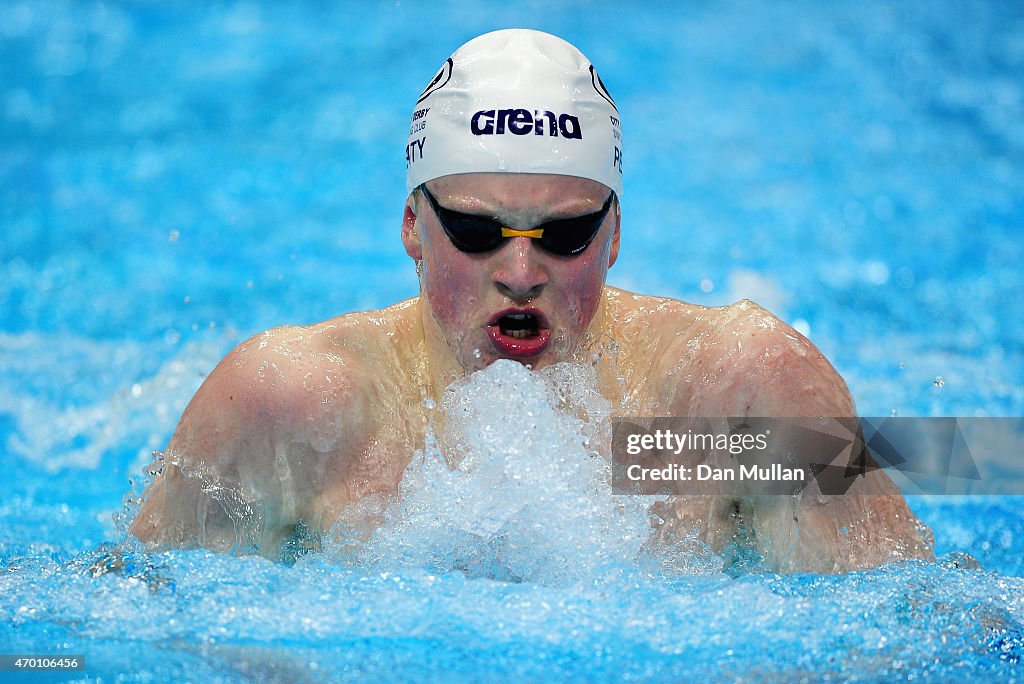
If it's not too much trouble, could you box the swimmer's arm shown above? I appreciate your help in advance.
[668,301,933,572]
[130,327,372,557]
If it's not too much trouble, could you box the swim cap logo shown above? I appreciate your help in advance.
[589,65,618,112]
[416,58,453,105]
[470,109,583,139]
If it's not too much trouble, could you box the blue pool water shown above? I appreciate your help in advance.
[2,1,1024,681]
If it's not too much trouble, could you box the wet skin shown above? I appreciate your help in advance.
[403,174,621,384]
[130,173,934,572]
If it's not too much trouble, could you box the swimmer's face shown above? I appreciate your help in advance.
[402,173,620,371]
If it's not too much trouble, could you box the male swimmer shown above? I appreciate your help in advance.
[130,29,933,572]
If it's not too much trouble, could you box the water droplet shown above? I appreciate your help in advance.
[933,376,945,388]
[864,260,889,285]
[843,200,867,226]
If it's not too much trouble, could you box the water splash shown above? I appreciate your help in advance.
[324,360,662,585]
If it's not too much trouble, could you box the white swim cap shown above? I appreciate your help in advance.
[405,29,623,196]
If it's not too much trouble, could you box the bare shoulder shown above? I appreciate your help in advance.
[615,293,934,570]
[192,297,421,438]
[186,320,370,443]
[130,299,421,552]
[670,298,853,417]
[602,287,852,416]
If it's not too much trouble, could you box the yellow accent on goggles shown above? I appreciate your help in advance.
[500,227,545,239]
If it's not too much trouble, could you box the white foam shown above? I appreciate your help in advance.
[328,360,660,585]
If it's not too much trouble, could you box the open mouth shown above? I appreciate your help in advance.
[486,308,551,359]
[499,312,539,339]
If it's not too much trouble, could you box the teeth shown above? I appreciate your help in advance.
[498,312,539,339]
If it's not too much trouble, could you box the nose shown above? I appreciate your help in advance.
[492,237,548,300]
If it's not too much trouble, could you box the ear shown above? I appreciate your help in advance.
[401,193,423,260]
[607,200,621,268]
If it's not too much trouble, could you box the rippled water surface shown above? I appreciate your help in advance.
[2,1,1023,681]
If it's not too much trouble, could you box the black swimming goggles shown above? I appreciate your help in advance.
[419,184,615,256]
